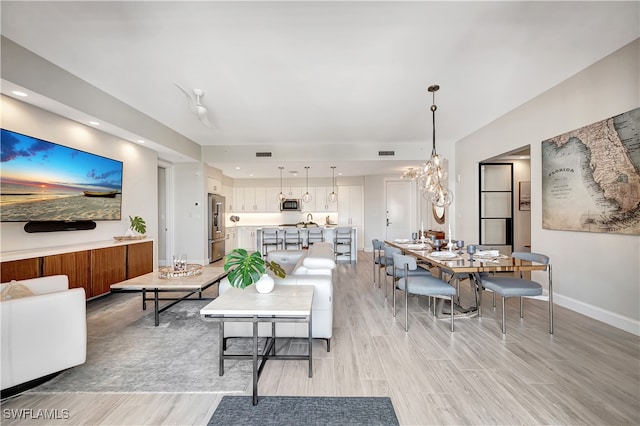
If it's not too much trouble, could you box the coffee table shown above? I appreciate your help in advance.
[201,284,314,405]
[110,266,228,326]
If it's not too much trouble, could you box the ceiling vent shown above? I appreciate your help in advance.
[255,152,272,157]
[378,150,395,156]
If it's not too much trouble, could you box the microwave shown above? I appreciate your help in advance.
[280,199,301,211]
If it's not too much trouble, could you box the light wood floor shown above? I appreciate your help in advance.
[2,252,639,425]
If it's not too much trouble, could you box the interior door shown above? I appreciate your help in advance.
[386,180,412,241]
[479,163,513,255]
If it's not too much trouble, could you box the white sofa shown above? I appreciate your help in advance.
[218,242,335,350]
[1,275,87,391]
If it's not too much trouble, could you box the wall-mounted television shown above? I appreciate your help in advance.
[1,129,123,222]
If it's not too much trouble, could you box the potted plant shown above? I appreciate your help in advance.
[125,215,147,237]
[224,248,286,293]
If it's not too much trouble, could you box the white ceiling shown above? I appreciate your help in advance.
[1,1,638,178]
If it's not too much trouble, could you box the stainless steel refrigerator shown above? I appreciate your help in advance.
[208,193,226,263]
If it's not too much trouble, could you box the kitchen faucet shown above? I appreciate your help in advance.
[306,213,313,223]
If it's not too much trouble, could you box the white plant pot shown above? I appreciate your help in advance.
[255,274,275,294]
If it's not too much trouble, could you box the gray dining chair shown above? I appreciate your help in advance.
[372,239,386,287]
[383,245,431,300]
[478,251,552,334]
[392,253,456,332]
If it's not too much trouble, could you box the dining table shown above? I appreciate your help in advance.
[384,239,549,318]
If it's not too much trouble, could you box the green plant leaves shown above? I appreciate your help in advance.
[129,215,147,234]
[224,249,267,289]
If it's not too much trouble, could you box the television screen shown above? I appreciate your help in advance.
[1,129,123,222]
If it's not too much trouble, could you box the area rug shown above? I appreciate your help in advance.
[29,297,252,394]
[208,396,400,426]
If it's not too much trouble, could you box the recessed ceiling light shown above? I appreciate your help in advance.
[249,174,254,177]
[11,90,28,97]
[235,166,241,170]
[137,139,145,144]
[89,121,100,126]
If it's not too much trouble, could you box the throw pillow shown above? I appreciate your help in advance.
[0,281,35,301]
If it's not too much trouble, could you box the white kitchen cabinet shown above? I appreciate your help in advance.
[225,227,238,254]
[207,177,222,194]
[235,187,259,212]
[238,226,259,251]
[222,184,234,212]
[245,187,257,211]
[254,187,267,211]
[337,185,364,249]
[265,187,282,212]
[286,186,303,200]
[315,186,338,212]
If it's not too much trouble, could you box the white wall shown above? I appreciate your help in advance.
[455,39,640,334]
[1,95,158,262]
[173,162,208,264]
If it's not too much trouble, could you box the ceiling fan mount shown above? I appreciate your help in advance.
[174,83,214,128]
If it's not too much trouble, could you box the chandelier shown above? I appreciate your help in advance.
[417,84,453,207]
[401,167,420,180]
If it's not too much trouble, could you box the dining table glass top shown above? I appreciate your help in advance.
[384,240,547,273]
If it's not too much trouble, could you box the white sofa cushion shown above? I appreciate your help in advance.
[1,275,87,391]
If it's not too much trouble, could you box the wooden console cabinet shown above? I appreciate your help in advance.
[1,240,153,299]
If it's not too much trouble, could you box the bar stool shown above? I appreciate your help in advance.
[334,227,353,262]
[261,228,282,256]
[307,228,324,246]
[283,227,302,250]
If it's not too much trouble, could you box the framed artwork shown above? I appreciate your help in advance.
[519,181,531,211]
[541,107,639,235]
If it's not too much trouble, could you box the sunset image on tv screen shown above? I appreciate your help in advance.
[0,129,123,222]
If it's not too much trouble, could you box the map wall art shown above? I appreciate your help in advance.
[542,107,639,235]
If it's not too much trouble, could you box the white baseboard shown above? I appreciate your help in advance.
[554,293,640,336]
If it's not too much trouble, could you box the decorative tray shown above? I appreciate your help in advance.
[158,264,203,279]
[113,235,147,241]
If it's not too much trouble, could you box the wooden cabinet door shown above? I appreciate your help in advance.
[91,246,126,297]
[1,258,40,282]
[43,251,91,294]
[127,241,153,278]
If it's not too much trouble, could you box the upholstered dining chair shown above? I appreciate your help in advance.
[383,245,431,300]
[261,228,283,256]
[372,239,386,287]
[478,251,552,334]
[392,253,456,332]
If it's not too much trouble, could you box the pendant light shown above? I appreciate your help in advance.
[276,166,286,201]
[417,84,453,207]
[302,166,312,203]
[328,166,338,202]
